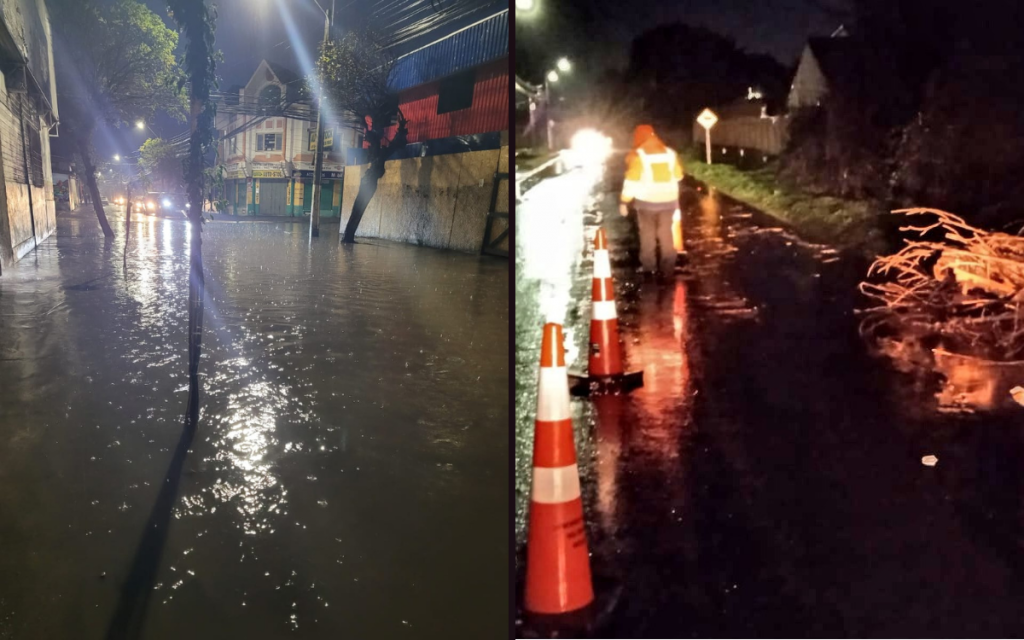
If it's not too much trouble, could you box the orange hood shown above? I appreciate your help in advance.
[633,124,655,148]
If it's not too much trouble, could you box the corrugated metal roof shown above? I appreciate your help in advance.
[389,10,508,93]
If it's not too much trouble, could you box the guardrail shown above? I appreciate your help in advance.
[514,152,563,201]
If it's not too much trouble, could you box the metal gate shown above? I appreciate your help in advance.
[259,179,288,216]
[481,170,509,257]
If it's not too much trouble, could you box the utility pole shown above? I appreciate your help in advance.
[309,0,334,239]
[123,158,132,271]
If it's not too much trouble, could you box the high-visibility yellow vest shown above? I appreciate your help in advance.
[622,146,683,205]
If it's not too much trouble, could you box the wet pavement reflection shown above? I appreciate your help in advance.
[515,159,1024,637]
[0,210,508,638]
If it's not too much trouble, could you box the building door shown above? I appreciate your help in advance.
[302,180,312,213]
[260,180,288,216]
[319,181,333,215]
[234,180,247,214]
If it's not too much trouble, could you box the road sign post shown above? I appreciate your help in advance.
[697,108,718,165]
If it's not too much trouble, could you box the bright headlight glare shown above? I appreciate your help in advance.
[567,129,613,166]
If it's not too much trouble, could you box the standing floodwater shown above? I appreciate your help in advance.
[0,211,508,638]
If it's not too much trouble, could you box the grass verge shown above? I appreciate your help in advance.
[681,150,885,256]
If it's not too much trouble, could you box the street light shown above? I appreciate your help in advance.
[557,57,571,72]
[136,120,145,130]
[306,0,336,240]
[113,154,120,161]
[515,0,534,9]
[547,70,558,83]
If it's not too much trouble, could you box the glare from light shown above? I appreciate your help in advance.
[515,0,535,10]
[557,57,571,72]
[529,102,537,112]
[547,70,558,83]
[147,201,156,211]
[113,154,121,161]
[566,128,613,169]
[136,120,145,130]
[162,198,172,208]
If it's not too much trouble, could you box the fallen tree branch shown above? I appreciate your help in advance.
[860,208,1024,361]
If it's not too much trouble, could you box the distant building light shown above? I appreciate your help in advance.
[747,86,763,100]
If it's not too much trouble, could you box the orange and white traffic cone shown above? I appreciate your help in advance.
[525,323,594,615]
[672,208,685,254]
[569,228,643,396]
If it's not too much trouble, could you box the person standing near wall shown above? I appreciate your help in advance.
[618,124,684,276]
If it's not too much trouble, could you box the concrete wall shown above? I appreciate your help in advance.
[340,141,509,253]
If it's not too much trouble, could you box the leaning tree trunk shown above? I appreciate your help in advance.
[341,118,408,244]
[341,166,383,244]
[75,136,114,238]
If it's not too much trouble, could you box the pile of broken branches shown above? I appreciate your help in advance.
[860,208,1024,360]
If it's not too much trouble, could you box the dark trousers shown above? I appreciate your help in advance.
[636,206,677,274]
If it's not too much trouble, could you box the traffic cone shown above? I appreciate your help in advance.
[672,209,685,253]
[568,228,643,396]
[589,228,622,378]
[525,323,594,615]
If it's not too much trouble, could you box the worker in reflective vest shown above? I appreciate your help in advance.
[619,124,684,275]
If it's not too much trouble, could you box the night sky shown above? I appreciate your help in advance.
[516,0,849,82]
[85,0,333,164]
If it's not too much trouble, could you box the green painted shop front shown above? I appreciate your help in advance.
[224,177,341,217]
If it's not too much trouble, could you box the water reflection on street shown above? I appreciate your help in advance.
[516,157,1024,636]
[0,211,508,638]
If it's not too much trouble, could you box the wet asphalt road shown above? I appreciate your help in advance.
[515,159,1024,637]
[0,209,508,639]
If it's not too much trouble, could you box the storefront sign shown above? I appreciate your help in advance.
[252,169,283,178]
[296,169,343,179]
[308,128,335,151]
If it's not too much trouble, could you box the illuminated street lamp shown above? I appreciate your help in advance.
[557,57,571,72]
[515,0,535,11]
[135,120,145,130]
[113,154,120,161]
[547,70,559,83]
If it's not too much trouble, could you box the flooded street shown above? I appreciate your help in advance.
[1,210,508,638]
[515,160,1024,637]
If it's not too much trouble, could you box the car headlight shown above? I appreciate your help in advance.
[185,203,191,209]
[147,202,155,211]
[162,199,172,208]
[567,129,614,168]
